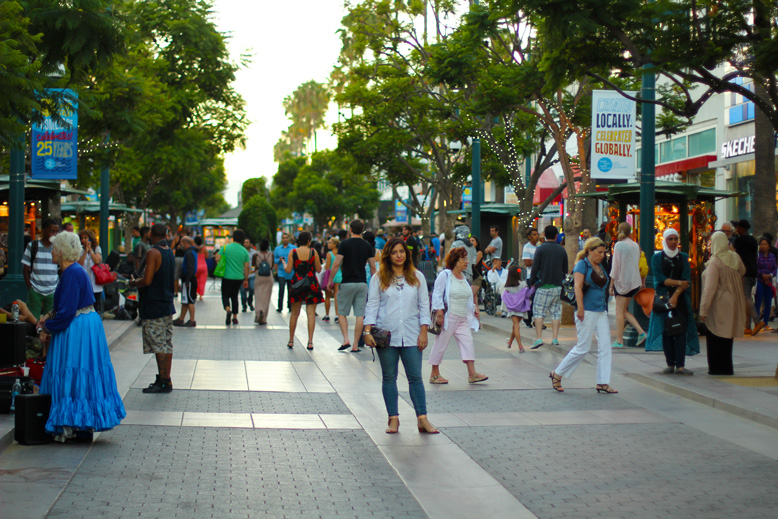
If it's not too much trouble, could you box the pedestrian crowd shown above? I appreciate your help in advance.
[12,213,776,443]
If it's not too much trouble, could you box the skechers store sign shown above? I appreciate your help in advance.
[720,135,755,159]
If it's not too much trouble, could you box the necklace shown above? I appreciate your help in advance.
[392,273,406,291]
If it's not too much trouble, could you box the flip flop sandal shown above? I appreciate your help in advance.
[429,375,449,384]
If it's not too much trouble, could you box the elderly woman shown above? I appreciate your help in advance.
[700,232,746,375]
[646,229,699,374]
[550,238,616,393]
[77,229,104,314]
[363,238,438,434]
[37,232,126,442]
[428,247,488,385]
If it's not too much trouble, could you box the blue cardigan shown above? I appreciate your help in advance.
[45,263,96,333]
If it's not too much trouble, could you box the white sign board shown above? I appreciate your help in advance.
[591,90,637,180]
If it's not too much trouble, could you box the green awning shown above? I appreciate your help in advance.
[573,181,743,203]
[197,218,238,226]
[61,201,143,214]
[448,202,523,215]
[0,175,90,198]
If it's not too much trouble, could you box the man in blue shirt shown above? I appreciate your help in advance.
[273,232,295,312]
[374,229,387,251]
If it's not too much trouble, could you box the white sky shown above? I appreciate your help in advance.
[211,0,347,207]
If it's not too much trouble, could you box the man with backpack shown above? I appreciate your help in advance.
[21,218,60,319]
[172,236,198,327]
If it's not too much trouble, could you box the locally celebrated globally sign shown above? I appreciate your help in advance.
[31,89,78,180]
[591,90,636,180]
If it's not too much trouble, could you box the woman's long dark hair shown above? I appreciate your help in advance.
[378,238,420,290]
[505,266,522,288]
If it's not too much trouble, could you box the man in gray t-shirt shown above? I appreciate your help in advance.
[485,225,503,261]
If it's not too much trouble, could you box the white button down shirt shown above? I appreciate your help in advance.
[364,270,431,347]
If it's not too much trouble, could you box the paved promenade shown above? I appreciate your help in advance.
[1,282,777,518]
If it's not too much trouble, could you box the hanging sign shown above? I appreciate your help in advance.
[591,90,636,180]
[395,200,408,223]
[462,186,472,210]
[31,89,78,179]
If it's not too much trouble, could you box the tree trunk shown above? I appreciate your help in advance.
[753,85,776,239]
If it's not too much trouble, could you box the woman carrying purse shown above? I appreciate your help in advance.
[363,238,438,434]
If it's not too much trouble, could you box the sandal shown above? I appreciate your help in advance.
[595,384,618,394]
[417,417,440,434]
[518,344,525,353]
[549,371,564,392]
[307,342,314,350]
[468,374,488,384]
[429,375,449,384]
[287,341,294,349]
[386,417,399,434]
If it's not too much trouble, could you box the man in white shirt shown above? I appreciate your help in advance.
[521,228,540,327]
[486,257,509,292]
[522,228,539,280]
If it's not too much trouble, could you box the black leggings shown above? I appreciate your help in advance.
[221,278,242,314]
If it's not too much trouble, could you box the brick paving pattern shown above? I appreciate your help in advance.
[123,389,350,414]
[47,426,427,519]
[403,389,637,414]
[444,423,778,519]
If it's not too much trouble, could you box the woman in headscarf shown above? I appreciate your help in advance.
[645,229,699,373]
[699,232,746,375]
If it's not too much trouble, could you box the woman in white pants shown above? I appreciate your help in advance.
[428,247,488,384]
[550,237,617,394]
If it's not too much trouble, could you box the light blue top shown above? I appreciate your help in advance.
[273,244,295,280]
[573,258,609,312]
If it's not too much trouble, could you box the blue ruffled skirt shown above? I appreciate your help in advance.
[40,311,126,435]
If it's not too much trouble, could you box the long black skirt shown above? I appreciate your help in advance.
[705,329,734,375]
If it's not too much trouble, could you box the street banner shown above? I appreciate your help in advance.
[462,186,472,210]
[591,90,636,180]
[31,89,78,180]
[395,200,408,223]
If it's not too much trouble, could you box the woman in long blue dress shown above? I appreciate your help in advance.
[38,231,126,442]
[645,229,699,369]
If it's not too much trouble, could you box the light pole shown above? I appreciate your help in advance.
[0,132,29,303]
[99,133,110,254]
[471,137,481,237]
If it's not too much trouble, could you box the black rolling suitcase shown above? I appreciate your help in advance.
[14,394,53,445]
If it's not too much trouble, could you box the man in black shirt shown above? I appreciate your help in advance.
[528,225,569,349]
[401,224,422,267]
[733,219,764,334]
[328,219,377,352]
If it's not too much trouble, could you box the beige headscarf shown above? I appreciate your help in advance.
[709,231,740,270]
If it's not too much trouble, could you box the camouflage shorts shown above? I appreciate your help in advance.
[142,316,173,354]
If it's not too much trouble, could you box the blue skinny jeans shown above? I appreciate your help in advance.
[376,346,427,417]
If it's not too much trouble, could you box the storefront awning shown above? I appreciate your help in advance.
[0,176,90,198]
[448,203,523,215]
[61,201,143,214]
[197,218,238,226]
[573,181,743,203]
[654,155,717,177]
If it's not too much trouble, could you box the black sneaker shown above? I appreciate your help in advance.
[144,378,173,394]
[184,320,196,328]
[225,311,232,325]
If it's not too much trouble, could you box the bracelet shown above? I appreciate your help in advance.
[362,330,372,336]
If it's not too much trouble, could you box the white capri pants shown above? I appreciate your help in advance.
[428,314,475,365]
[554,310,612,385]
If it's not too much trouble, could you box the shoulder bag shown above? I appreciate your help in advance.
[290,250,312,297]
[560,263,591,307]
[91,263,117,285]
[428,272,449,335]
[214,248,227,278]
[370,327,391,348]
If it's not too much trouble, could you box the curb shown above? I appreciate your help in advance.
[481,319,778,430]
[623,372,778,430]
[0,320,137,452]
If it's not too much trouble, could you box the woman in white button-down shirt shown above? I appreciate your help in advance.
[363,238,439,435]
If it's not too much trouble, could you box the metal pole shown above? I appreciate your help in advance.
[0,132,29,303]
[99,134,110,255]
[471,137,481,237]
[639,66,656,274]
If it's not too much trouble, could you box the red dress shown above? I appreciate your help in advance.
[290,249,324,304]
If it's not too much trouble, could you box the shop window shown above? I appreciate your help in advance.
[660,136,687,163]
[688,128,716,156]
[728,78,755,126]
